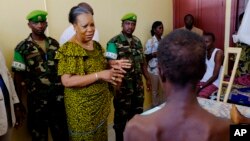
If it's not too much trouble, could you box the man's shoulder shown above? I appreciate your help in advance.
[47,37,59,47]
[108,33,123,42]
[47,36,57,41]
[124,114,158,141]
[214,48,223,54]
[108,33,142,45]
[207,117,230,141]
[132,35,142,42]
[16,40,26,49]
[179,26,186,29]
[192,26,204,35]
[193,26,203,31]
[214,48,224,60]
[15,36,31,51]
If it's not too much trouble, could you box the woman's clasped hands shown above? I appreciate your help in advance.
[99,68,123,85]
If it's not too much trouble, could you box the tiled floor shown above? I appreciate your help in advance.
[11,121,116,141]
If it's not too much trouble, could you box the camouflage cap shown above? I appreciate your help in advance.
[121,13,137,22]
[26,10,48,22]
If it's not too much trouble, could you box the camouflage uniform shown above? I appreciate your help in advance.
[12,34,68,141]
[107,32,144,141]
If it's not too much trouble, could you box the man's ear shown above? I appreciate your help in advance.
[27,22,31,28]
[121,21,124,27]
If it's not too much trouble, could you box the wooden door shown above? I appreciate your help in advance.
[174,0,226,50]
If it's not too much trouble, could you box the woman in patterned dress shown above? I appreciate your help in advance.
[55,6,127,141]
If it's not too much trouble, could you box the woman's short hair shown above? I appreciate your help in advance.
[151,21,163,36]
[68,6,91,24]
[77,2,94,15]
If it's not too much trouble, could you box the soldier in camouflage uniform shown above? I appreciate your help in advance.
[107,13,151,141]
[12,10,68,141]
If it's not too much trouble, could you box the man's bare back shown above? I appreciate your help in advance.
[124,30,231,141]
[124,99,230,141]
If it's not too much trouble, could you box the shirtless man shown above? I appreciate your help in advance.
[124,29,230,141]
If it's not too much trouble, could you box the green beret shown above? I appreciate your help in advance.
[121,13,137,21]
[26,10,48,22]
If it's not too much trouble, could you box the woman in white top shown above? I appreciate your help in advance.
[144,21,164,107]
[0,49,23,141]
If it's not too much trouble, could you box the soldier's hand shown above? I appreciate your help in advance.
[14,103,26,128]
[109,59,131,73]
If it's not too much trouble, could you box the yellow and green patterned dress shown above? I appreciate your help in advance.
[55,41,112,141]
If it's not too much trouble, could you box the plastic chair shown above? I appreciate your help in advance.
[217,47,242,103]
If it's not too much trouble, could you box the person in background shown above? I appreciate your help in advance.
[144,21,164,108]
[107,12,151,141]
[233,12,250,78]
[12,10,68,141]
[0,49,24,141]
[124,29,230,141]
[198,32,223,99]
[55,6,124,141]
[59,2,99,45]
[181,14,203,36]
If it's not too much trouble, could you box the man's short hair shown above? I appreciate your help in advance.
[184,14,194,21]
[158,29,206,86]
[203,32,216,42]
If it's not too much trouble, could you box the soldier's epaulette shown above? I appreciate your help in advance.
[118,34,128,42]
[132,35,141,42]
[110,34,122,42]
[48,37,59,47]
[15,40,29,51]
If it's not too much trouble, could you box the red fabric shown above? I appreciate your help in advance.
[234,74,250,86]
[197,82,218,98]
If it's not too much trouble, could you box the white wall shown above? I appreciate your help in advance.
[0,0,173,70]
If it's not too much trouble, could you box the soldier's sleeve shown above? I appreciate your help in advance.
[12,42,28,102]
[138,40,145,63]
[12,42,26,72]
[106,37,118,60]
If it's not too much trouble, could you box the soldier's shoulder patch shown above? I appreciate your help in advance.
[12,51,26,71]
